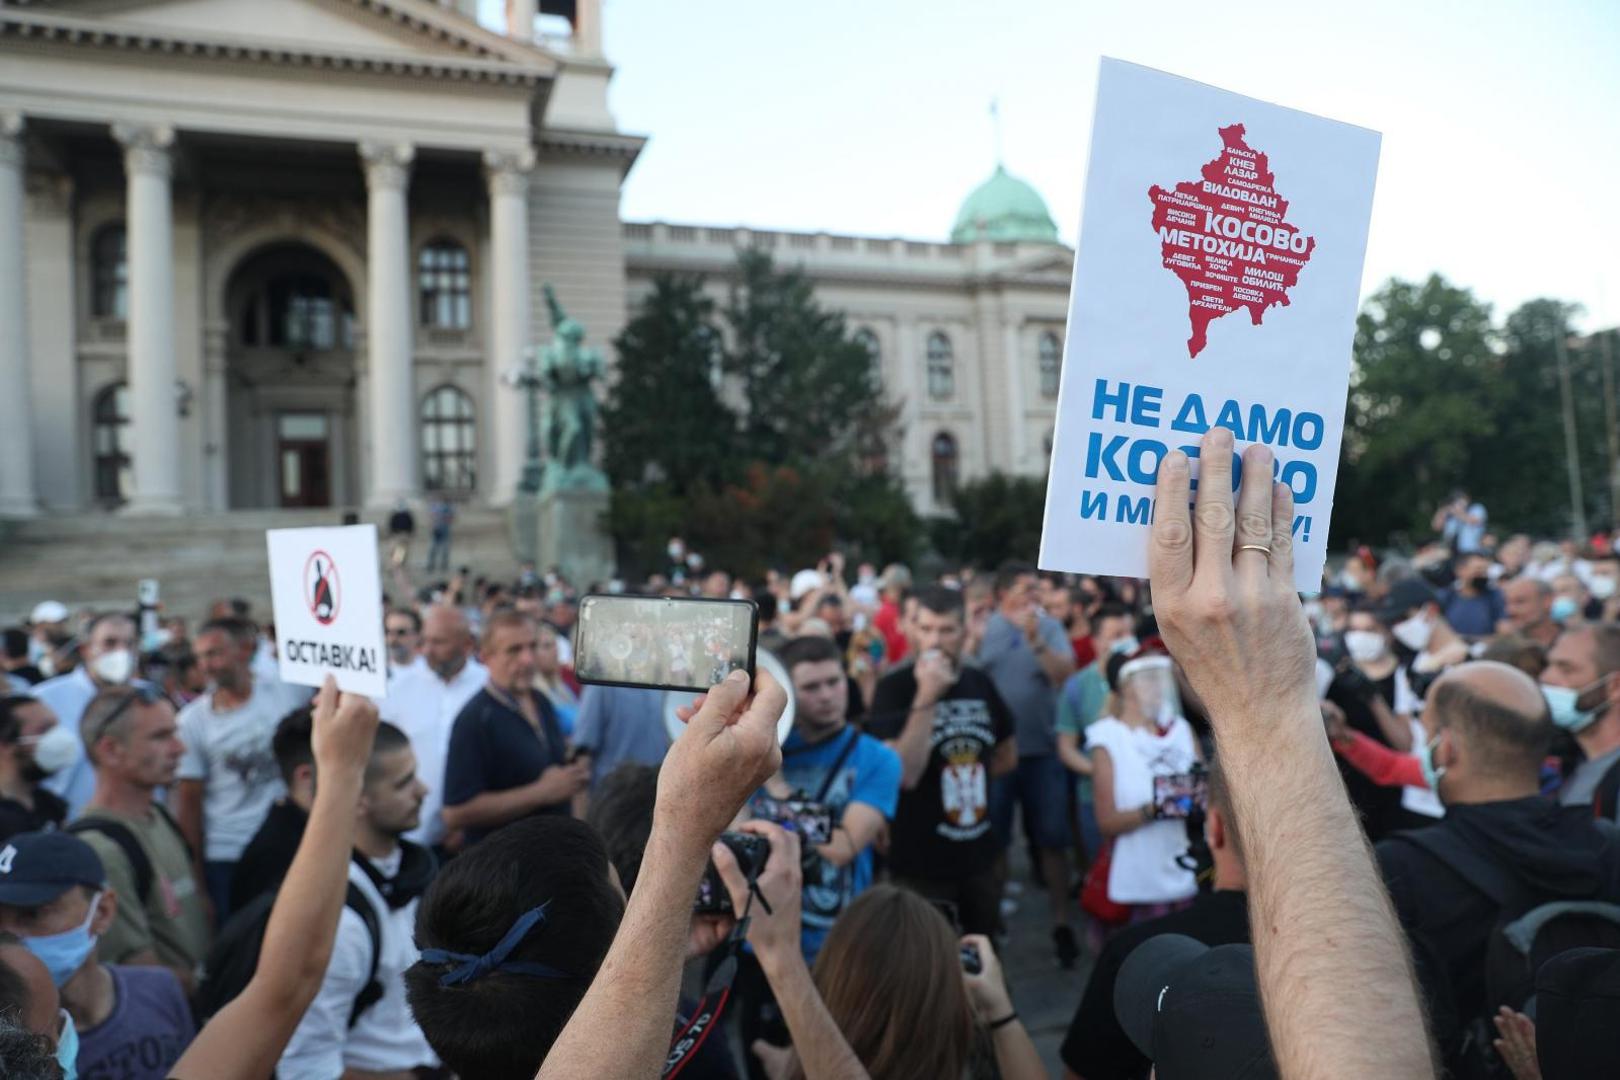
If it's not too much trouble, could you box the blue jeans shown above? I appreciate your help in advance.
[990,754,1074,851]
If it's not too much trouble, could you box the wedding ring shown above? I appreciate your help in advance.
[1237,544,1273,556]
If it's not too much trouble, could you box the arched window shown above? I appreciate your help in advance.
[1038,331,1062,399]
[421,385,477,492]
[92,383,132,503]
[931,431,959,506]
[926,331,954,400]
[419,240,471,330]
[91,225,128,320]
[239,274,351,350]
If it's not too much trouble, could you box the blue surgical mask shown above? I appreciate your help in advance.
[1543,679,1607,733]
[25,892,101,987]
[1418,733,1447,793]
[1551,597,1581,624]
[1110,635,1140,657]
[55,1008,78,1080]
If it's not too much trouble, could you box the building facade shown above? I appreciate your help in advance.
[1,0,1072,523]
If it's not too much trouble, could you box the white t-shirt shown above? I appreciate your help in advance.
[1085,716,1199,905]
[379,658,487,846]
[177,678,310,862]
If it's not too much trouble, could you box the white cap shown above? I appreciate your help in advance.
[790,569,824,601]
[1118,654,1173,683]
[29,601,68,625]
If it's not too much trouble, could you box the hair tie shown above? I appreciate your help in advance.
[419,901,575,987]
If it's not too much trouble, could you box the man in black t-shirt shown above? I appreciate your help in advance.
[867,585,1015,936]
[1060,757,1250,1080]
[0,696,69,842]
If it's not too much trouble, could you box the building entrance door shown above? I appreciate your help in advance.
[277,412,332,508]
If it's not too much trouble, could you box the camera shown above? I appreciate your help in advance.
[751,795,834,845]
[693,831,770,914]
[960,944,982,976]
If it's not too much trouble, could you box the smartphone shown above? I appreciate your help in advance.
[137,579,160,608]
[1152,770,1209,821]
[573,594,758,693]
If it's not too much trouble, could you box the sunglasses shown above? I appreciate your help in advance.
[87,684,164,746]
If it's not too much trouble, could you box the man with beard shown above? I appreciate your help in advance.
[0,696,73,840]
[173,617,308,917]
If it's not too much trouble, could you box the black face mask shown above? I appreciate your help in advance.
[1470,575,1491,591]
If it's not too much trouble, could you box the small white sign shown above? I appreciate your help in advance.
[1039,59,1381,590]
[266,524,387,698]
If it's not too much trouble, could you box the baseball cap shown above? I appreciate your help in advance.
[1534,946,1620,1080]
[0,832,107,907]
[1375,578,1439,625]
[29,601,68,626]
[789,569,824,602]
[1114,934,1277,1080]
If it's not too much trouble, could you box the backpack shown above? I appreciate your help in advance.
[192,881,384,1028]
[1393,826,1620,1079]
[65,804,192,906]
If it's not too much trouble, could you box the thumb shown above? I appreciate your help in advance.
[686,671,751,737]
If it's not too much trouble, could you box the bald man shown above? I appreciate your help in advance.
[379,606,486,850]
[1376,661,1620,1072]
[1500,576,1558,648]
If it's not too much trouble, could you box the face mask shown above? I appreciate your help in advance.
[1470,575,1491,592]
[1551,597,1580,624]
[1592,577,1618,601]
[90,648,135,686]
[55,1009,78,1080]
[1418,733,1447,793]
[1344,630,1388,664]
[20,724,80,777]
[1543,678,1608,733]
[1110,635,1140,657]
[1392,613,1433,653]
[25,892,102,987]
[37,654,57,679]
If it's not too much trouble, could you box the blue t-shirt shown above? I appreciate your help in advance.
[1440,587,1504,638]
[573,685,671,790]
[77,964,195,1080]
[750,727,901,963]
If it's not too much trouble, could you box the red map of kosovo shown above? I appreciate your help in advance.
[1148,124,1315,358]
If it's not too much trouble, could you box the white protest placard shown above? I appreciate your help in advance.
[1039,58,1380,591]
[266,524,387,698]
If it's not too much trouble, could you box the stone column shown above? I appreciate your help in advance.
[114,123,183,515]
[0,113,38,517]
[359,141,416,509]
[507,0,536,40]
[484,148,535,505]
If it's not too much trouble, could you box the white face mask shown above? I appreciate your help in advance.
[1392,613,1433,653]
[1592,576,1618,601]
[1344,630,1388,664]
[21,724,80,776]
[90,648,135,686]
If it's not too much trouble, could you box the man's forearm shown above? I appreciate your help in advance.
[756,946,869,1080]
[441,783,553,830]
[889,701,935,789]
[537,819,707,1079]
[1219,706,1434,1078]
[1034,647,1073,686]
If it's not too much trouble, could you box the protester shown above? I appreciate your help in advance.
[1056,602,1138,859]
[441,609,587,845]
[384,607,424,681]
[67,686,208,994]
[0,932,70,1075]
[1111,935,1276,1080]
[1376,661,1620,1071]
[871,564,911,665]
[867,586,1015,937]
[1061,755,1250,1080]
[174,616,307,916]
[533,622,582,737]
[1432,490,1489,555]
[426,497,455,572]
[0,831,194,1080]
[976,560,1080,966]
[0,697,71,841]
[1380,577,1469,697]
[571,683,669,791]
[35,613,139,818]
[1538,623,1620,817]
[1441,553,1505,638]
[2,630,44,689]
[228,706,313,913]
[278,721,437,1077]
[387,500,416,568]
[379,605,486,850]
[1501,577,1560,649]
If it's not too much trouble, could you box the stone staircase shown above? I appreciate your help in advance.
[0,507,523,624]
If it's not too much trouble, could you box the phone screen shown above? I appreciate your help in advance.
[1152,770,1209,820]
[573,595,758,693]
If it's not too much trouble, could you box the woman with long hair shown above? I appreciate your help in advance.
[778,885,1043,1080]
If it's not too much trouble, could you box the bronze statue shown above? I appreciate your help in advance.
[539,284,607,493]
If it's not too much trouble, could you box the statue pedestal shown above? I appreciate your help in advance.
[508,486,614,587]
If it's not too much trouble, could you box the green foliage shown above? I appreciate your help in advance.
[604,255,921,577]
[929,471,1047,570]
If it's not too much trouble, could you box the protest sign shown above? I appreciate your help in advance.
[266,524,387,698]
[1039,58,1380,591]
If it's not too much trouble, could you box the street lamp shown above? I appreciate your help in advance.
[501,345,544,495]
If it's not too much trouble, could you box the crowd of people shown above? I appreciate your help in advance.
[0,450,1617,1078]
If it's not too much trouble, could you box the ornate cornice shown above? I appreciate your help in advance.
[112,122,174,179]
[482,147,535,197]
[538,128,645,162]
[359,141,414,192]
[0,9,550,87]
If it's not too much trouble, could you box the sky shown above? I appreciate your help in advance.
[490,0,1620,332]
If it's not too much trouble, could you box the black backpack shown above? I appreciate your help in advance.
[1393,826,1620,1079]
[66,804,192,906]
[192,881,384,1028]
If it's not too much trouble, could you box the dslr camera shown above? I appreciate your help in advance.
[693,831,770,914]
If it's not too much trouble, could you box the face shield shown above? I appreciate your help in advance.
[1118,654,1183,731]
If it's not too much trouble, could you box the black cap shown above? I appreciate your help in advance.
[0,831,107,906]
[1114,935,1276,1080]
[1375,578,1439,625]
[1535,946,1620,1080]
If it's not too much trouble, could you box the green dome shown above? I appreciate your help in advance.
[949,164,1059,245]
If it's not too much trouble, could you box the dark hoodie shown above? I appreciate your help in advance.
[1377,797,1620,1038]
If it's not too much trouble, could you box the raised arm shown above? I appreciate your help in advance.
[170,677,379,1080]
[536,670,787,1080]
[1148,429,1435,1079]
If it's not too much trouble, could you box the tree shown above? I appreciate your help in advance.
[930,471,1047,570]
